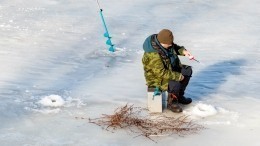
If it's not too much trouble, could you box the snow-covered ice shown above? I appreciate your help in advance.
[0,0,260,145]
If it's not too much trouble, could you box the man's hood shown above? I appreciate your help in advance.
[143,35,157,53]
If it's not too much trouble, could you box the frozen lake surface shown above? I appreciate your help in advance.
[0,0,260,145]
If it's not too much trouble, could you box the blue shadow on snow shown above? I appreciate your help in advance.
[186,59,246,100]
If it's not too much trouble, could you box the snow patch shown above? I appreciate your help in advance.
[184,103,238,117]
[91,47,127,57]
[24,95,86,114]
[33,108,61,114]
[38,95,65,107]
[185,103,218,118]
[183,102,240,125]
[202,121,232,125]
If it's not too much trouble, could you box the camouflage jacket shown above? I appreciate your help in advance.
[142,34,186,91]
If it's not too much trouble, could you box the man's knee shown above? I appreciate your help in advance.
[181,65,192,77]
[168,80,181,94]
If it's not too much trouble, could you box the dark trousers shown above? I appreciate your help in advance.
[168,65,192,95]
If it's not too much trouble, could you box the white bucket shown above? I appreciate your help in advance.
[147,88,167,113]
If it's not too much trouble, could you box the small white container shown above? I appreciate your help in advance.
[147,88,167,113]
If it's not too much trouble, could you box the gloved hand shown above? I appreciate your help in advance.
[153,87,161,97]
[183,49,192,57]
[183,49,200,63]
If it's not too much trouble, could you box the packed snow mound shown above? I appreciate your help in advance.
[191,103,217,117]
[24,95,86,114]
[183,102,240,126]
[38,95,65,107]
[184,103,218,118]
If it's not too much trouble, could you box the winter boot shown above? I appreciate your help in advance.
[167,93,182,113]
[179,76,192,104]
[178,95,192,104]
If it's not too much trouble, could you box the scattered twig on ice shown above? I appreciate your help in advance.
[88,104,204,142]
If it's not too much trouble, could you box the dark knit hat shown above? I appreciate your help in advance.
[157,29,174,44]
